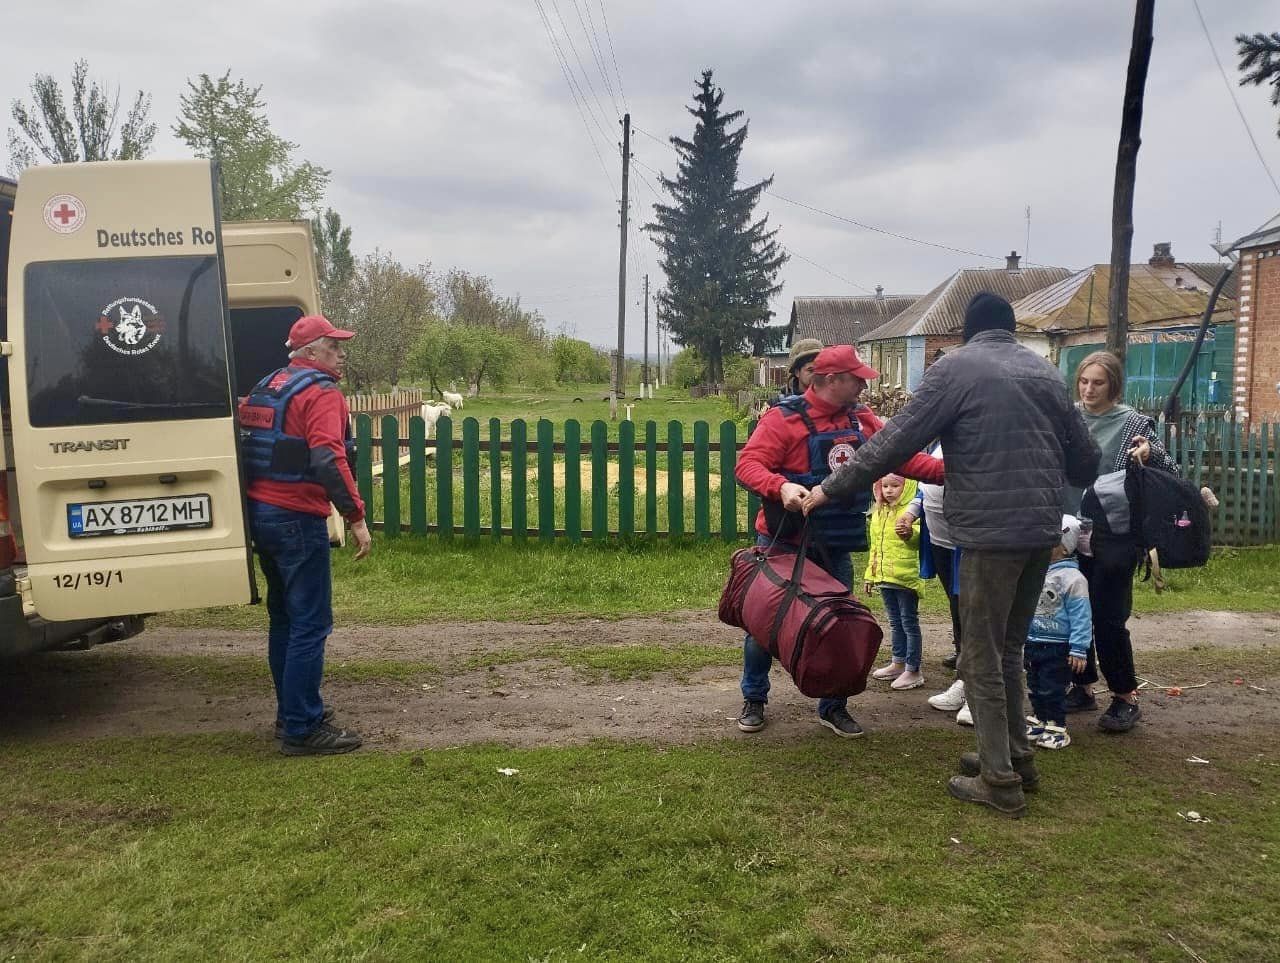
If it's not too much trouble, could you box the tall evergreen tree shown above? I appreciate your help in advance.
[314,207,355,313]
[646,70,787,384]
[1237,31,1280,138]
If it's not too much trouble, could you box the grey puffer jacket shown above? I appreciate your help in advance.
[821,330,1100,550]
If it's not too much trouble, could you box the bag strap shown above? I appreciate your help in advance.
[766,520,813,651]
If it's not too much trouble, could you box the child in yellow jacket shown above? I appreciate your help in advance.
[866,473,926,690]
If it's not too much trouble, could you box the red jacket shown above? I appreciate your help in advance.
[736,387,943,537]
[245,359,365,522]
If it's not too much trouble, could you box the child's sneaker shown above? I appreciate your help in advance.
[871,661,905,681]
[1035,724,1071,750]
[890,669,925,690]
[1025,715,1047,740]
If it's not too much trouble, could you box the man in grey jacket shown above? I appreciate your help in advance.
[802,292,1099,817]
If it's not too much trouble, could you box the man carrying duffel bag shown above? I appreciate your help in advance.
[733,344,944,738]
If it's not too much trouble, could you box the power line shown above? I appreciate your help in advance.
[547,0,618,139]
[1191,0,1280,200]
[531,0,616,193]
[594,0,628,110]
[782,245,874,294]
[632,124,1003,261]
[570,0,619,117]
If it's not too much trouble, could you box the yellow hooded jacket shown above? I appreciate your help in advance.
[863,478,923,594]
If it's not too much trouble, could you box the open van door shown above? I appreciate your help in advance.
[221,219,344,546]
[7,160,254,621]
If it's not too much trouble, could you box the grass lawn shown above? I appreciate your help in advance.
[2,731,1276,961]
[157,538,1280,631]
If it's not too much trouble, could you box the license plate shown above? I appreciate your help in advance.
[67,494,213,538]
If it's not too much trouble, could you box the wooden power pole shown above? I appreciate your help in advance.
[1107,0,1155,362]
[612,113,631,420]
[642,273,650,398]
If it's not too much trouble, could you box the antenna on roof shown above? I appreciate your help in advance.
[1025,205,1031,264]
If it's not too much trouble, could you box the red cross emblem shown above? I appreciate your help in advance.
[827,442,856,471]
[43,193,86,235]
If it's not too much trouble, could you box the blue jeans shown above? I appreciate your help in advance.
[741,536,852,718]
[249,501,334,739]
[879,586,922,671]
[1025,643,1071,727]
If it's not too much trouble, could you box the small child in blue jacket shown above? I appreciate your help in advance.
[1025,516,1092,750]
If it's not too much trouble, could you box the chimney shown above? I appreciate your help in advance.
[1149,242,1175,268]
[874,284,884,301]
[1005,250,1021,271]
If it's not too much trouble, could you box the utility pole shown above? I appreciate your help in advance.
[612,112,631,420]
[1107,0,1155,363]
[642,273,650,398]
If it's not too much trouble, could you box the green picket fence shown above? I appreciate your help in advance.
[354,415,760,543]
[1160,413,1280,545]
[353,412,1280,546]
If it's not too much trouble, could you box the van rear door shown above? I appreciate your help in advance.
[7,159,253,620]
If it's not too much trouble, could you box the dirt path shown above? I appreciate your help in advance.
[3,611,1277,750]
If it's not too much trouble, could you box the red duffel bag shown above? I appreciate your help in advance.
[718,527,884,699]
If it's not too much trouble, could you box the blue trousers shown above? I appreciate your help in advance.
[740,537,853,717]
[249,501,334,739]
[879,586,922,671]
[1025,643,1071,727]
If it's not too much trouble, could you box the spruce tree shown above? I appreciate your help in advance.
[1237,32,1280,138]
[646,70,787,384]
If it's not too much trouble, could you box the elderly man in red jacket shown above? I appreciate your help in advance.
[239,315,372,756]
[734,344,943,737]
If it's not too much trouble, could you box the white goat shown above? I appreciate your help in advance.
[419,402,451,437]
[442,390,465,410]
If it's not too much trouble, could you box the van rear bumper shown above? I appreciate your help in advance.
[0,590,145,659]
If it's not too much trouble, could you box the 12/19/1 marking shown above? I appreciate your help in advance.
[52,570,124,590]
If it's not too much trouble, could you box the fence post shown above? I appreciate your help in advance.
[537,419,555,543]
[719,421,739,543]
[356,414,373,517]
[745,419,760,534]
[591,420,608,542]
[436,416,454,541]
[381,415,400,537]
[511,419,528,542]
[409,416,427,535]
[489,418,503,542]
[667,421,685,538]
[644,421,658,538]
[619,420,636,540]
[693,421,710,539]
[564,419,582,543]
[1232,417,1243,543]
[463,417,481,541]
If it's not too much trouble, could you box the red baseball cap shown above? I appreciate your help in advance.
[812,344,878,380]
[286,315,356,350]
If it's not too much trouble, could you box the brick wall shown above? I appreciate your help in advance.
[923,335,962,369]
[1236,247,1280,423]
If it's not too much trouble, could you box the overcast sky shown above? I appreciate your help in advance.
[6,1,1280,352]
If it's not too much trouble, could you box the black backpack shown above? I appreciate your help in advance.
[1080,465,1210,569]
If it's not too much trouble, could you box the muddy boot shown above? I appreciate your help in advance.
[947,774,1026,818]
[958,751,1039,792]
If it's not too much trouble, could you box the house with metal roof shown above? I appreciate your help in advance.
[857,253,1072,390]
[786,288,920,348]
[1225,213,1280,422]
[1013,243,1239,407]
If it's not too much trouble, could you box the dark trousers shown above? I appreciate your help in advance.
[957,547,1052,785]
[250,502,334,739]
[1074,534,1139,695]
[1025,644,1070,727]
[930,542,961,653]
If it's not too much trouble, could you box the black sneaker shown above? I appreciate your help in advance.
[737,700,766,733]
[1065,685,1098,714]
[280,721,363,756]
[942,651,959,672]
[818,706,865,738]
[1098,697,1141,733]
[274,707,336,741]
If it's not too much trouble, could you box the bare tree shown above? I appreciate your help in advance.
[1106,0,1155,362]
[7,59,155,174]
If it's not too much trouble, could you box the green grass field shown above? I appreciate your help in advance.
[3,732,1276,961]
